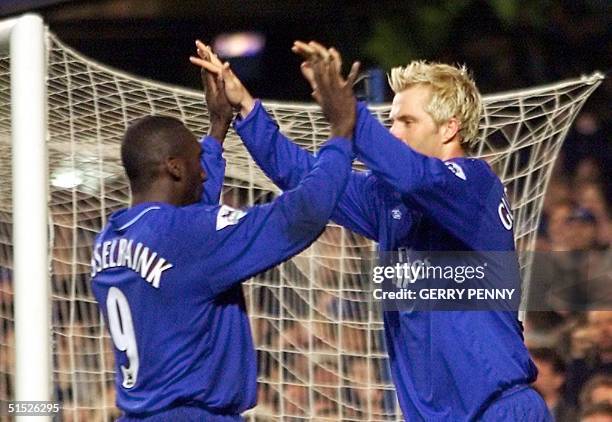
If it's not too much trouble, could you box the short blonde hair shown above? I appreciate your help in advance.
[388,61,482,147]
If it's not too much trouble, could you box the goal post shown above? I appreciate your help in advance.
[0,13,51,419]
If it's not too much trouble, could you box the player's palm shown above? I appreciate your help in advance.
[219,66,248,109]
[190,40,253,114]
[300,62,316,92]
[292,41,360,138]
[203,70,232,123]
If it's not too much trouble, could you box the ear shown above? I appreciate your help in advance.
[166,157,183,181]
[441,117,461,144]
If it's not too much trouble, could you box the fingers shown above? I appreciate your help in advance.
[215,74,225,94]
[292,40,331,62]
[311,58,331,93]
[203,69,218,93]
[294,40,346,77]
[220,62,234,81]
[345,61,361,86]
[326,56,339,89]
[196,47,210,62]
[313,53,345,90]
[300,62,317,90]
[294,40,337,90]
[195,41,212,62]
[329,48,342,73]
[189,56,223,75]
[195,40,223,66]
[294,41,357,112]
[292,40,315,60]
[191,40,227,82]
[292,42,356,134]
[307,41,331,61]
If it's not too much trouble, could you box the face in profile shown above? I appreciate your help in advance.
[185,137,205,205]
[389,85,446,158]
[172,130,205,206]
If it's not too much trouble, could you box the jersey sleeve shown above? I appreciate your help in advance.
[234,100,316,191]
[199,135,226,205]
[353,102,486,245]
[234,100,381,240]
[191,137,353,297]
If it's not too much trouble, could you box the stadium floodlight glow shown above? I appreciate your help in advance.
[213,31,265,58]
[51,168,84,189]
[0,13,51,421]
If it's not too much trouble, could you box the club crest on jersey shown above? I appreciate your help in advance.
[445,162,466,180]
[498,195,513,230]
[216,205,247,231]
[391,208,402,220]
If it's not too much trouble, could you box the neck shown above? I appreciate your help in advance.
[131,193,170,207]
[130,181,183,207]
[439,142,465,161]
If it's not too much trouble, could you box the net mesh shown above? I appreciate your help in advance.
[0,30,604,421]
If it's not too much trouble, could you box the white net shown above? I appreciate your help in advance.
[0,29,604,421]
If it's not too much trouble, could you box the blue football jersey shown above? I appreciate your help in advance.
[90,136,352,416]
[199,135,226,206]
[235,101,538,421]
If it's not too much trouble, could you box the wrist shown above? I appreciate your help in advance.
[239,95,256,118]
[330,123,354,140]
[210,113,232,127]
[208,118,231,143]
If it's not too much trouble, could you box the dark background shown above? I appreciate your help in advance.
[1,0,610,109]
[2,0,609,196]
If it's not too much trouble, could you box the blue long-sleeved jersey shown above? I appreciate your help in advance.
[234,101,537,421]
[199,135,226,206]
[90,135,352,416]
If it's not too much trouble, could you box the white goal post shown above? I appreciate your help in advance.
[0,13,50,421]
[0,12,605,422]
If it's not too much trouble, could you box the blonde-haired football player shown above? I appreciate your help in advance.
[388,61,482,154]
[193,41,551,421]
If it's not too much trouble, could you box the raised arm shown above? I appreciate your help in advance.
[295,41,490,244]
[352,102,488,245]
[199,135,225,205]
[191,41,381,239]
[352,101,448,195]
[187,137,353,297]
[196,45,233,205]
[294,40,458,201]
[234,100,313,191]
[234,101,381,239]
[192,42,314,190]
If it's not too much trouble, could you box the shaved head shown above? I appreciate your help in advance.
[121,115,197,194]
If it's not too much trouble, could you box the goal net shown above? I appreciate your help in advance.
[0,28,603,421]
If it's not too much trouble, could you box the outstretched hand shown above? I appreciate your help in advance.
[292,41,360,139]
[195,44,233,142]
[190,40,255,117]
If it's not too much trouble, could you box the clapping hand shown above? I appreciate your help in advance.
[190,40,255,118]
[193,42,233,142]
[292,41,360,139]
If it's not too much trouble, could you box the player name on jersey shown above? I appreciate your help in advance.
[90,238,173,288]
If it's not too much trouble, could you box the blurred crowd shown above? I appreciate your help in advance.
[525,108,611,422]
